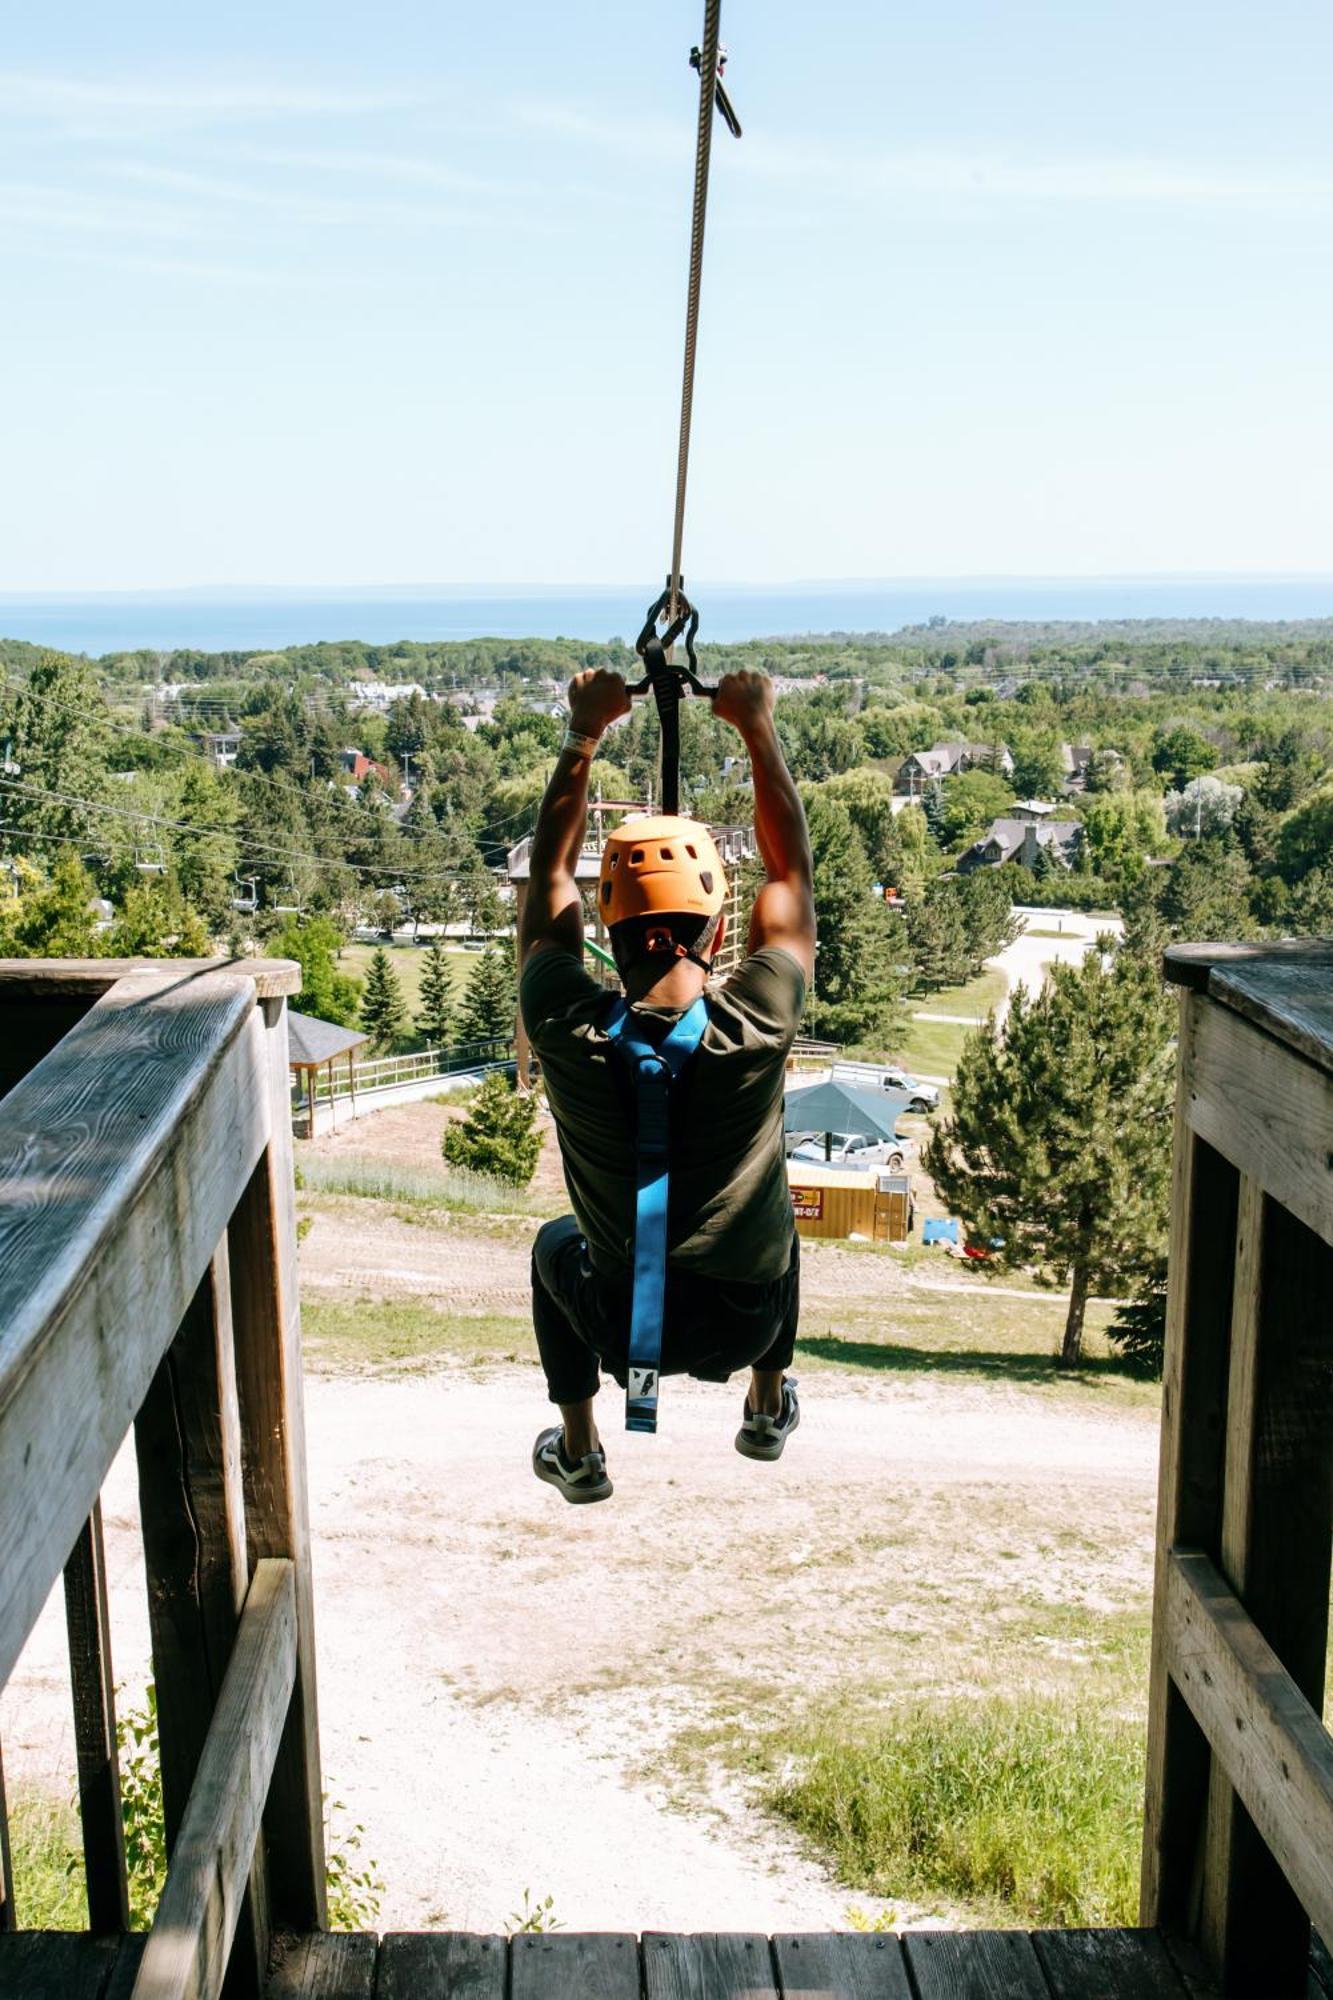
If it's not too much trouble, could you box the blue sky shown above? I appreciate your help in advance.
[3,0,1332,591]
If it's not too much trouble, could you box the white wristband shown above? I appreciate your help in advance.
[563,729,599,758]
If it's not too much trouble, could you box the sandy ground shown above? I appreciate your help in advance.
[3,1191,1158,1936]
[2,1363,1156,1935]
[991,907,1125,1021]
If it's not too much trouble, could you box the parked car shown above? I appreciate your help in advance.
[789,1131,910,1172]
[831,1059,939,1114]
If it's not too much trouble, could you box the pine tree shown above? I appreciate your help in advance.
[803,792,906,1049]
[458,935,517,1047]
[359,947,408,1052]
[417,939,455,1046]
[923,948,1175,1366]
[443,1070,540,1187]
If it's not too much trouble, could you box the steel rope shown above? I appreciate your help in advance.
[668,0,723,625]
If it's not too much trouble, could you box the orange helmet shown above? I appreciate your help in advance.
[598,814,728,928]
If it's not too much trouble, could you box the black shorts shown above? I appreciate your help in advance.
[530,1214,800,1404]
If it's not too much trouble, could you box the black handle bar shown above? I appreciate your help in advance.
[630,581,715,814]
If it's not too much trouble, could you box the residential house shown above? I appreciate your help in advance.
[340,748,391,786]
[957,814,1083,874]
[196,730,242,769]
[894,741,1014,794]
[1060,744,1095,790]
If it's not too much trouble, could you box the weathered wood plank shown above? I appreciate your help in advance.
[1156,1929,1221,1996]
[509,1932,640,2000]
[1141,1049,1239,1930]
[0,1930,122,1999]
[0,1740,13,1933]
[105,1936,149,2000]
[772,1930,913,1997]
[1164,940,1333,1079]
[1030,1927,1188,1996]
[374,1933,506,1999]
[130,1559,297,2000]
[229,998,326,1930]
[642,1931,777,1998]
[63,1501,130,1934]
[1182,990,1333,1248]
[135,1241,268,1996]
[0,968,272,1694]
[902,1930,1052,1998]
[1167,1552,1333,1961]
[1204,1191,1333,1992]
[265,1932,378,1999]
[0,958,302,1002]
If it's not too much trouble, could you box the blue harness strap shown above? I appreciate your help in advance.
[603,995,709,1434]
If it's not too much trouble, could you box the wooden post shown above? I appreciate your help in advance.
[228,996,327,1928]
[134,1241,268,1996]
[1198,1190,1333,1992]
[513,879,532,1090]
[63,1501,131,1934]
[0,1740,15,1932]
[1141,994,1240,1932]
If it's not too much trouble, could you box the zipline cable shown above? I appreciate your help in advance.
[668,0,729,627]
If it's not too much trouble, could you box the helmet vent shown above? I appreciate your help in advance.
[685,844,698,858]
[699,871,714,894]
[609,851,620,868]
[630,849,644,864]
[601,882,612,904]
[659,847,673,861]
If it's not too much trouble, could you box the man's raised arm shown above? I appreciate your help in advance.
[712,670,816,982]
[520,668,630,962]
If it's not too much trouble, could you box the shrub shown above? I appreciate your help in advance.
[443,1072,541,1187]
[769,1697,1141,1927]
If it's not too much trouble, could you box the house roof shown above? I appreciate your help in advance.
[287,1009,369,1068]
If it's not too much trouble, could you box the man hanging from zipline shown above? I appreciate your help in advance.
[520,663,815,1503]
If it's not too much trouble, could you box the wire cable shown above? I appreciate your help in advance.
[668,0,724,624]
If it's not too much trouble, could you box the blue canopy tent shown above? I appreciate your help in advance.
[783,1077,911,1163]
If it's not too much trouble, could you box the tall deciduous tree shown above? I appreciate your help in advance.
[417,939,456,1046]
[0,854,104,957]
[0,652,110,849]
[268,915,361,1027]
[359,947,408,1052]
[924,949,1175,1365]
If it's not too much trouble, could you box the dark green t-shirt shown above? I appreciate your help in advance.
[521,945,805,1284]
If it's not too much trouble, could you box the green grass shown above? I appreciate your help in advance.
[793,1291,1158,1408]
[6,1788,86,1929]
[911,968,1007,1020]
[303,1300,533,1373]
[296,1154,555,1216]
[894,1014,982,1080]
[335,940,475,1016]
[768,1697,1142,1927]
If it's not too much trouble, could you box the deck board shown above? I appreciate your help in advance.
[643,1931,778,1998]
[772,1931,913,1997]
[903,1930,1054,2000]
[267,1931,378,1998]
[509,1931,640,2000]
[376,1932,505,1999]
[1032,1927,1190,1997]
[0,1925,1281,1998]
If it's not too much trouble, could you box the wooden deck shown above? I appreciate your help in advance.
[4,1926,1330,1999]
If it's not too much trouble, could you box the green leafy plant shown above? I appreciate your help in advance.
[845,1903,900,1932]
[504,1889,563,1935]
[116,1685,168,1930]
[324,1796,385,1931]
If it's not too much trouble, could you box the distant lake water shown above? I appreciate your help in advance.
[3,577,1333,656]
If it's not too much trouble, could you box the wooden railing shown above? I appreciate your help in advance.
[1142,940,1333,1997]
[295,1036,513,1107]
[0,957,324,1999]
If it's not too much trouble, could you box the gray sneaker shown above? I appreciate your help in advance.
[532,1427,613,1504]
[735,1378,800,1461]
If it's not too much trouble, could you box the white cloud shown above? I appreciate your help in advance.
[515,98,1333,209]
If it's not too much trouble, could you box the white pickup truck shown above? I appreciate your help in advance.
[831,1060,940,1114]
